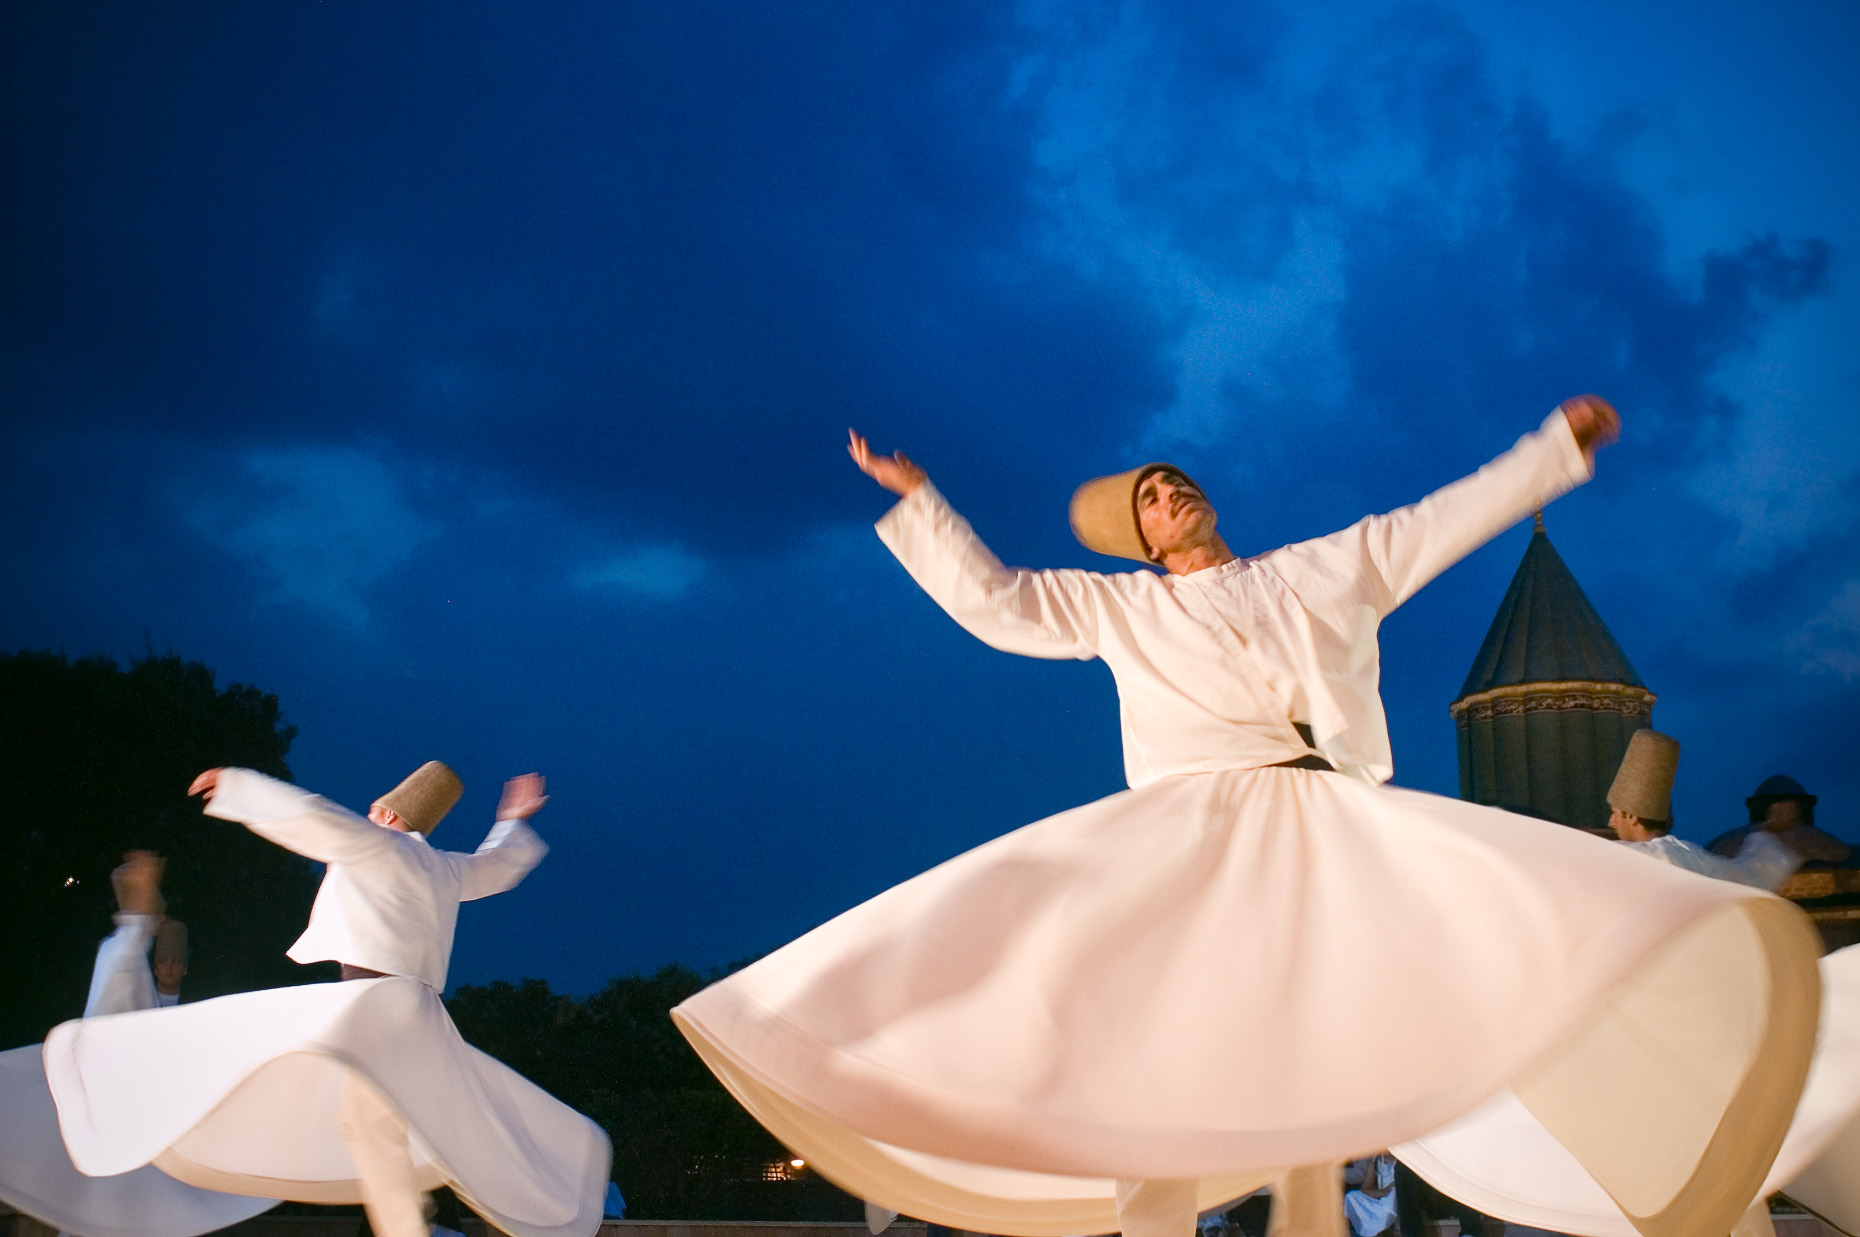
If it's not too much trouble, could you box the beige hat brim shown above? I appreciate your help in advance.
[1070,463,1190,563]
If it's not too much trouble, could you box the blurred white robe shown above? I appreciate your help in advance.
[0,916,278,1237]
[45,770,611,1237]
[673,412,1821,1237]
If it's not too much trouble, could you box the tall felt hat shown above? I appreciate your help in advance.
[1069,462,1195,563]
[154,919,188,965]
[1608,729,1680,823]
[374,761,463,836]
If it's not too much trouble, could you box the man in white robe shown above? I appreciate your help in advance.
[1609,730,1801,891]
[1340,1155,1396,1237]
[46,763,609,1237]
[188,761,545,1237]
[672,401,1820,1237]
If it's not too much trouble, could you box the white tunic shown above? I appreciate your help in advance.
[205,767,547,991]
[45,771,610,1237]
[876,411,1592,786]
[673,413,1820,1237]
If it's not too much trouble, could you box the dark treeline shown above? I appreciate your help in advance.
[0,650,325,1049]
[449,969,861,1221]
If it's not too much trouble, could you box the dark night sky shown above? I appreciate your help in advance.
[3,1,1856,995]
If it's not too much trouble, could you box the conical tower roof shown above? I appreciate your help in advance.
[1458,520,1643,698]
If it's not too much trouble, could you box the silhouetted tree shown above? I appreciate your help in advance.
[448,966,860,1221]
[0,651,323,1048]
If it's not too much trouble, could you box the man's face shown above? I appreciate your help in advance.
[1765,798,1804,831]
[1610,807,1655,843]
[1135,469,1217,560]
[154,958,186,996]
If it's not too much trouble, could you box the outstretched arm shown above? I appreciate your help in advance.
[1275,397,1616,619]
[83,852,168,1017]
[457,773,550,901]
[191,767,396,865]
[854,430,1102,660]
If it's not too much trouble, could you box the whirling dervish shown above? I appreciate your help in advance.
[673,398,1821,1237]
[43,763,611,1237]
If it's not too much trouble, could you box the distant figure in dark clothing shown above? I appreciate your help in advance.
[1708,774,1849,866]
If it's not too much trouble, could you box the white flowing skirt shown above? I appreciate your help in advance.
[0,1042,277,1237]
[672,767,1820,1237]
[1396,943,1860,1236]
[44,977,611,1237]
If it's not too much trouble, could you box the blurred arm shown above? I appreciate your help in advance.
[204,767,396,865]
[84,914,159,1017]
[457,820,549,901]
[1728,832,1805,891]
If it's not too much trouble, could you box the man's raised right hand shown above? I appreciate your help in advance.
[848,429,926,497]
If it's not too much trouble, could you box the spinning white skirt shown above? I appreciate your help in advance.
[0,1042,277,1237]
[674,767,1821,1237]
[1397,943,1860,1236]
[46,976,611,1237]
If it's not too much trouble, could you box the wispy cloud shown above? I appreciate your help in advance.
[574,546,707,602]
[183,446,437,627]
[1793,579,1860,681]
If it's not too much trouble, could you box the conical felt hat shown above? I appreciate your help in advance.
[374,761,463,836]
[1608,729,1680,823]
[1070,462,1192,563]
[154,919,188,965]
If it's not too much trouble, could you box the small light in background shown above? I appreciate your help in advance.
[64,877,78,887]
[790,1159,805,1169]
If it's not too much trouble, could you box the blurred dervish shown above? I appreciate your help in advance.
[43,763,612,1237]
[0,850,279,1237]
[673,400,1823,1237]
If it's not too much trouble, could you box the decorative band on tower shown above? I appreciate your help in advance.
[1450,680,1655,728]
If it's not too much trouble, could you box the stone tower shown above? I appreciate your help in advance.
[1451,517,1653,833]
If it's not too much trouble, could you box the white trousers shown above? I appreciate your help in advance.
[1115,1166,1344,1237]
[339,1076,429,1237]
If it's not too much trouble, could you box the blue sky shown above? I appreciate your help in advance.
[3,1,1855,993]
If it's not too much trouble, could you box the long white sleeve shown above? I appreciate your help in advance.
[455,820,549,901]
[1273,410,1593,621]
[876,482,1100,660]
[204,767,396,866]
[1726,833,1804,891]
[1624,834,1801,891]
[84,914,159,1018]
